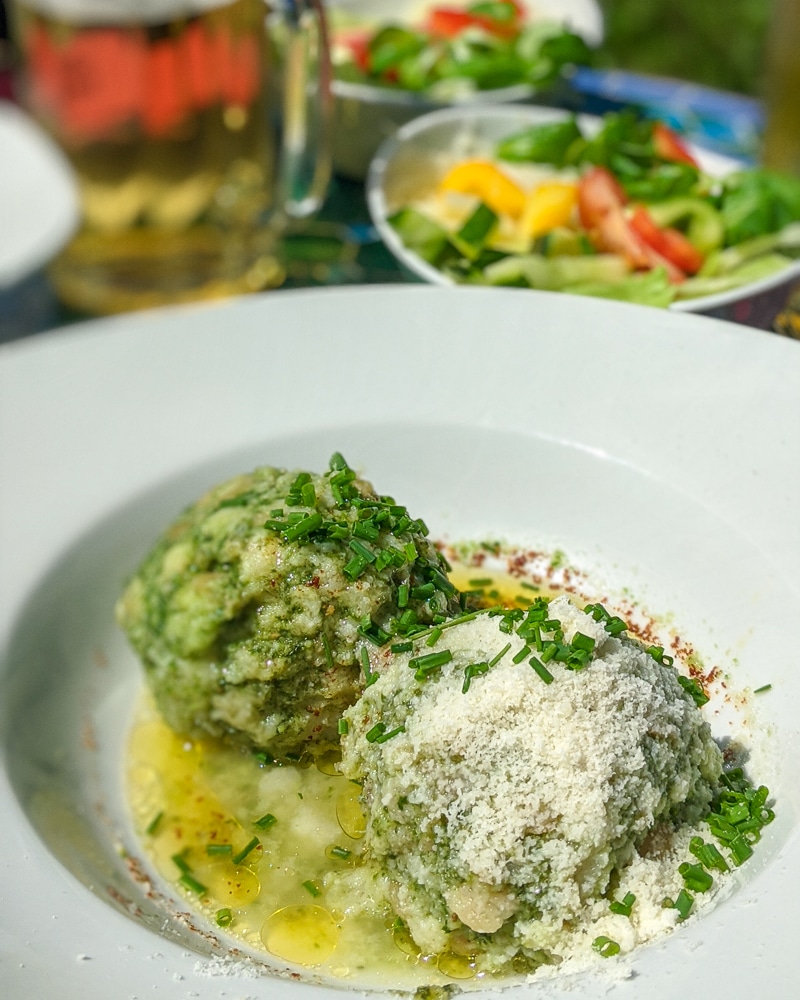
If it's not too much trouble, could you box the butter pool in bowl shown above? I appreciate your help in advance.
[365,104,800,327]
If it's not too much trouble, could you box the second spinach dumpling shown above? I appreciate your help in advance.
[117,454,461,757]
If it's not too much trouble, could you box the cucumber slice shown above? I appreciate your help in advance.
[534,227,593,258]
[456,202,499,260]
[677,253,793,299]
[645,197,724,255]
[482,253,629,289]
[388,208,452,265]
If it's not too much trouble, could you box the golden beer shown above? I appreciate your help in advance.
[12,0,286,313]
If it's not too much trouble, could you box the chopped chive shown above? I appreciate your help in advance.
[462,661,489,693]
[171,851,192,874]
[520,581,539,591]
[540,642,557,664]
[426,628,443,647]
[349,538,377,563]
[302,879,322,897]
[408,649,452,679]
[689,836,729,873]
[343,554,367,580]
[327,845,352,860]
[179,872,208,895]
[255,813,277,831]
[397,584,409,608]
[605,616,628,636]
[284,511,323,542]
[337,718,349,735]
[216,908,233,927]
[753,683,772,694]
[231,836,260,865]
[679,862,714,893]
[571,632,596,653]
[357,621,391,646]
[530,656,554,684]
[145,810,164,836]
[727,834,754,866]
[469,578,493,587]
[391,641,413,653]
[374,725,405,744]
[646,644,674,666]
[512,644,531,664]
[609,892,636,917]
[360,646,378,687]
[678,674,710,707]
[664,889,694,920]
[206,844,233,857]
[488,642,511,667]
[592,936,620,958]
[365,722,386,743]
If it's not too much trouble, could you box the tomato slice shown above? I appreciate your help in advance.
[577,166,628,230]
[577,167,687,282]
[653,122,700,168]
[629,206,704,275]
[427,9,478,36]
[337,30,372,73]
[427,3,522,39]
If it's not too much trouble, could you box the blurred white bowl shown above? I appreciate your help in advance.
[328,0,603,179]
[366,104,800,328]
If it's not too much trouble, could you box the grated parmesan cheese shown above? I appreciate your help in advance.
[340,595,723,974]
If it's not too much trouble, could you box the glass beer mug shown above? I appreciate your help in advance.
[9,0,331,314]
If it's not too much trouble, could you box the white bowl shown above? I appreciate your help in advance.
[328,0,604,179]
[366,104,800,327]
[3,286,800,997]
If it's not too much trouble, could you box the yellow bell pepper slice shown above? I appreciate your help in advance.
[438,161,527,219]
[522,182,578,237]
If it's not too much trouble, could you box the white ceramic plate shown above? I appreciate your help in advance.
[366,105,800,326]
[0,101,79,288]
[1,286,799,999]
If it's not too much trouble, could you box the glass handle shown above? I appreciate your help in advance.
[277,0,333,219]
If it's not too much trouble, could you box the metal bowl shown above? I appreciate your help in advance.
[329,0,604,180]
[366,104,800,329]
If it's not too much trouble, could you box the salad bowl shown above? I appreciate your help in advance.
[366,104,800,327]
[328,0,603,179]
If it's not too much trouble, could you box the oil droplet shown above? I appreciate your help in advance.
[128,721,202,770]
[437,952,476,980]
[336,787,366,840]
[393,921,421,957]
[261,905,340,965]
[202,864,261,905]
[315,749,342,776]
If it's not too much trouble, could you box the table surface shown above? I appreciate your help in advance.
[0,70,787,347]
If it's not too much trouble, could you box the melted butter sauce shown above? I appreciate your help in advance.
[126,565,562,987]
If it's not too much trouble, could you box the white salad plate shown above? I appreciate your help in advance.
[1,286,799,1000]
[366,104,800,328]
[0,100,79,288]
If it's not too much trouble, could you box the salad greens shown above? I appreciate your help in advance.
[334,2,592,95]
[388,112,800,307]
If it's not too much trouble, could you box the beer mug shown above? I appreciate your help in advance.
[9,0,331,314]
